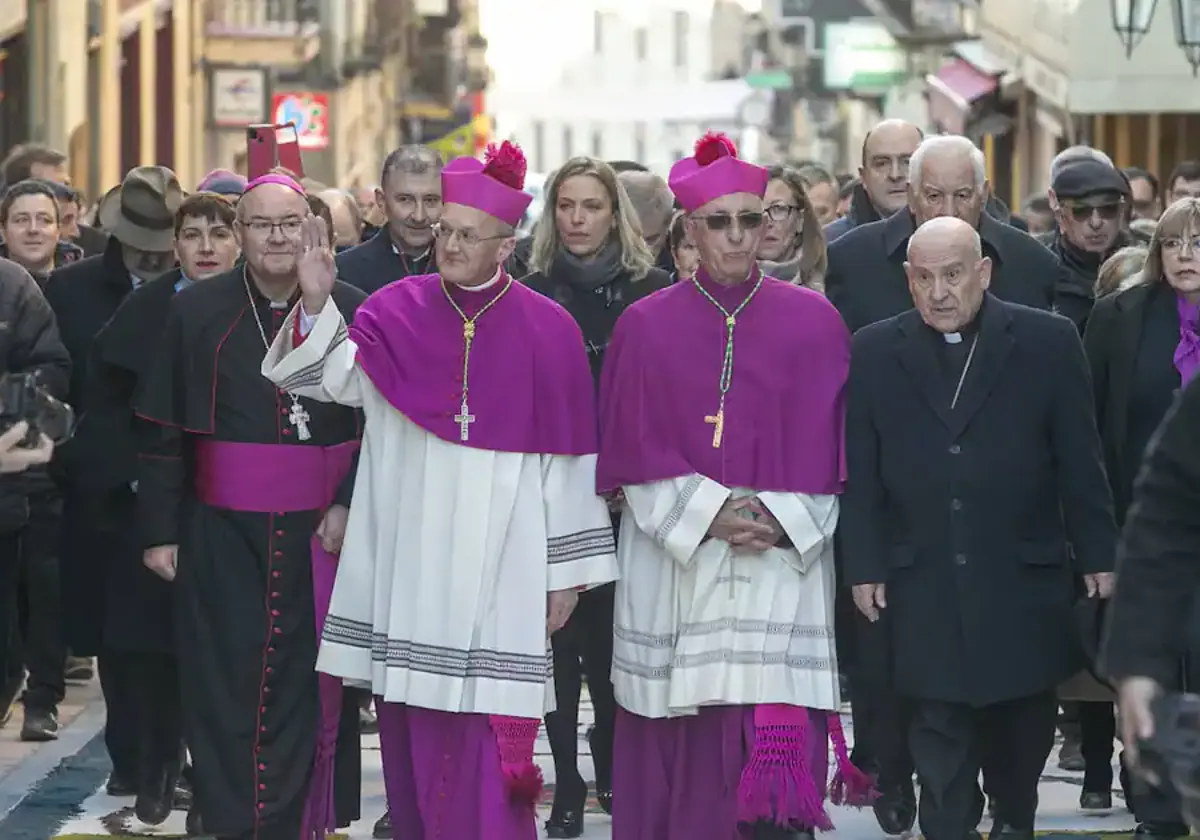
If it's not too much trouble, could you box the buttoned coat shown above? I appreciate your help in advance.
[840,295,1118,706]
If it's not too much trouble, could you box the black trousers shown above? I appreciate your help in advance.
[99,649,184,789]
[1078,700,1116,793]
[12,492,66,711]
[909,689,1058,840]
[544,582,616,801]
[0,532,21,703]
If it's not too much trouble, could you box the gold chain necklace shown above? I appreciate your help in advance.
[440,275,513,441]
[690,271,765,448]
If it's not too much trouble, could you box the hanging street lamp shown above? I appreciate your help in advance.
[1173,0,1200,74]
[1111,0,1160,55]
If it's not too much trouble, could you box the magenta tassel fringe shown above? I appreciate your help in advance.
[489,715,545,808]
[826,711,877,808]
[737,705,833,831]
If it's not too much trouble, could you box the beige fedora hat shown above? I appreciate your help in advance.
[99,166,184,252]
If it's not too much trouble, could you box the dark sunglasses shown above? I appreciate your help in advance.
[1065,202,1122,222]
[695,211,765,232]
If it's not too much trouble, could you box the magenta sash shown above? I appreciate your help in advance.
[194,439,358,840]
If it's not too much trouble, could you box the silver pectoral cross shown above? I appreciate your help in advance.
[288,396,312,441]
[454,400,475,442]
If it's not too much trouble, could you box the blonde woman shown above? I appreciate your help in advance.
[522,156,671,837]
[757,165,829,293]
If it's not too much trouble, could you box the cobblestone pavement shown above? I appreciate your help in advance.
[0,682,1143,838]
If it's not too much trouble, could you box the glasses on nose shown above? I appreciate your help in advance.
[1065,203,1122,223]
[432,222,509,248]
[695,211,765,232]
[764,205,800,223]
[241,217,304,237]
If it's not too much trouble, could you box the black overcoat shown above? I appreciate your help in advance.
[840,295,1118,706]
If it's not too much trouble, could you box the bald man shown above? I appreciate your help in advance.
[840,216,1116,840]
[824,119,923,244]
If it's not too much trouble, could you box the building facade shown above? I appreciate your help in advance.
[981,0,1200,207]
[490,1,769,175]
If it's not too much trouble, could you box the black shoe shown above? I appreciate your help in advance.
[185,808,204,836]
[135,762,183,826]
[64,656,94,682]
[106,773,137,797]
[1058,737,1085,772]
[872,781,916,835]
[1133,822,1190,838]
[544,808,584,838]
[20,708,59,742]
[1080,790,1113,811]
[371,810,392,839]
[596,789,612,815]
[989,827,1034,840]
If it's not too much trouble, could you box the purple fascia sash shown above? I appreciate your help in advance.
[194,439,358,840]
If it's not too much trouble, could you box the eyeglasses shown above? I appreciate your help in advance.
[693,211,765,232]
[1064,202,1123,222]
[764,204,800,222]
[240,217,304,237]
[432,222,510,248]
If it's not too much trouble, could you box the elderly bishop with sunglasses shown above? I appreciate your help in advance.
[597,132,871,840]
[261,141,618,840]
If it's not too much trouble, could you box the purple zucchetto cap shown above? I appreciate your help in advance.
[668,132,769,213]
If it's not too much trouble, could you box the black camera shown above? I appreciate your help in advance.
[0,372,75,446]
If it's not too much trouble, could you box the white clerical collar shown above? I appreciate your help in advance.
[943,332,963,344]
[461,268,502,292]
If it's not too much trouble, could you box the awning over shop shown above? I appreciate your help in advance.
[925,58,1000,135]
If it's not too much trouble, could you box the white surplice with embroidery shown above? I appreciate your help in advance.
[260,298,618,719]
[612,474,841,719]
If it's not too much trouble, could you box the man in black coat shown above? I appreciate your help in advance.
[825,135,1062,335]
[842,216,1117,840]
[43,165,181,796]
[826,134,1066,832]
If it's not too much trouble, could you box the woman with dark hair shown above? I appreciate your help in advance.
[523,155,671,837]
[1083,197,1200,837]
[757,165,828,292]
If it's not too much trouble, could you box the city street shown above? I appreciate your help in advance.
[0,680,1141,838]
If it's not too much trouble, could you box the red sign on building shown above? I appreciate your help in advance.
[271,92,330,151]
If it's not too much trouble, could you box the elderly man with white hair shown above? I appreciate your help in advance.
[822,134,1069,836]
[842,215,1116,840]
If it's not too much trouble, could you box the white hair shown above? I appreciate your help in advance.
[1050,145,1113,181]
[907,135,987,190]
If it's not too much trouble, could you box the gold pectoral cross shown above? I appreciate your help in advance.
[704,409,725,448]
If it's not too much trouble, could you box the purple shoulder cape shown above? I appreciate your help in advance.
[596,274,849,493]
[349,273,597,455]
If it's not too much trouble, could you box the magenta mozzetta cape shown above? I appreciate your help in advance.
[595,270,850,493]
[349,272,598,455]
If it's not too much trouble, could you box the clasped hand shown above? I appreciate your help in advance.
[708,497,781,554]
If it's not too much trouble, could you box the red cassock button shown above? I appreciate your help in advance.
[259,763,266,771]
[282,428,292,436]
[272,571,281,578]
[259,783,266,790]
[275,530,284,537]
[271,609,280,617]
[274,551,283,558]
[273,627,281,635]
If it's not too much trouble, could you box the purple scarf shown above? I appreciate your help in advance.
[1175,294,1200,384]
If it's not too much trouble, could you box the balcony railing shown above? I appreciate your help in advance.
[205,0,322,37]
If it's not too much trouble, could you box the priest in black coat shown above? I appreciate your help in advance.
[842,216,1116,840]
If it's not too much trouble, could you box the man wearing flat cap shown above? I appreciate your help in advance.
[43,165,183,799]
[1046,153,1133,333]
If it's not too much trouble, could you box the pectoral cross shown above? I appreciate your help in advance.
[454,400,475,442]
[288,396,312,441]
[704,409,724,448]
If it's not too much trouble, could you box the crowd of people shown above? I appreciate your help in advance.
[0,118,1192,840]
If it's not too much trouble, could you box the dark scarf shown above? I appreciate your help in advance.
[1054,229,1130,283]
[551,241,624,291]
